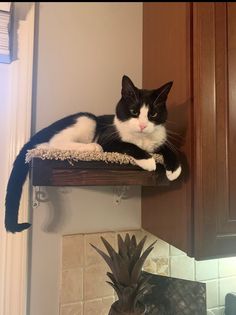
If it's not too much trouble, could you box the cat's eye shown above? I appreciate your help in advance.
[150,112,157,118]
[130,109,139,116]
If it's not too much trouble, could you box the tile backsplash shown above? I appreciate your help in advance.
[60,230,236,315]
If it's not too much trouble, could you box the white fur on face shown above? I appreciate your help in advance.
[138,106,149,129]
[126,105,155,134]
[114,104,167,153]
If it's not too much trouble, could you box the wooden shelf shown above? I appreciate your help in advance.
[30,158,169,187]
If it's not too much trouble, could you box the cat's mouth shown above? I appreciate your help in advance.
[136,128,151,135]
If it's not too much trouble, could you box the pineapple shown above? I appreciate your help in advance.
[90,233,156,315]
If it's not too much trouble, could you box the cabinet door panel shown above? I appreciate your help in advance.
[194,2,236,259]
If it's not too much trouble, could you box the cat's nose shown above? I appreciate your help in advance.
[139,123,147,131]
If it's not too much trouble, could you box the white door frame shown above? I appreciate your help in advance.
[0,4,35,315]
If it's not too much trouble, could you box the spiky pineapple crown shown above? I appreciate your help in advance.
[90,233,156,315]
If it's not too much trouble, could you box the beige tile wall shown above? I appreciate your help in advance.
[60,230,236,315]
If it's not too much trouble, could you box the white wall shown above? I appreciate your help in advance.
[35,2,143,129]
[29,3,143,315]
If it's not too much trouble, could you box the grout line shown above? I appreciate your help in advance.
[168,244,172,277]
[217,259,220,309]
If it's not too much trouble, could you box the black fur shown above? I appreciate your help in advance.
[155,145,180,172]
[5,75,179,233]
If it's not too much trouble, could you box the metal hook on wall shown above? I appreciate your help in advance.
[32,186,50,208]
[113,186,130,205]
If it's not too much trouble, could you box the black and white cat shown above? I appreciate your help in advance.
[5,75,181,233]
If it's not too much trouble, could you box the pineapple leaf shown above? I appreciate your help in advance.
[89,243,115,275]
[100,236,117,259]
[124,233,131,248]
[91,240,131,285]
[106,274,124,293]
[130,242,156,285]
[112,250,131,285]
[106,281,122,299]
[129,235,138,257]
[130,235,147,271]
[146,240,157,250]
[107,271,116,284]
[107,271,128,295]
[131,234,137,247]
[117,234,129,259]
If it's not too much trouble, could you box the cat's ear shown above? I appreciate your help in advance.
[121,75,138,101]
[154,81,173,104]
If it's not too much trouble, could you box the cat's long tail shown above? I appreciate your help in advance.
[5,141,33,233]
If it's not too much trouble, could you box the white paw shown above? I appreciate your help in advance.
[85,143,103,152]
[166,165,182,181]
[135,158,156,171]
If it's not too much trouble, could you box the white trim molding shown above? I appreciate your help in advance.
[0,4,35,315]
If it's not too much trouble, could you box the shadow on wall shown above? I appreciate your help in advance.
[34,186,140,233]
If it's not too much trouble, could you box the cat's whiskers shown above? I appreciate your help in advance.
[165,139,179,154]
[166,130,184,141]
[167,129,184,137]
[166,134,182,144]
[100,129,120,145]
[166,136,183,151]
[167,134,179,143]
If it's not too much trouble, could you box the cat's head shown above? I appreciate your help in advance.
[115,75,173,134]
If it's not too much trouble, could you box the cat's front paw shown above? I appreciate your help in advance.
[166,165,182,181]
[86,143,103,152]
[135,158,156,171]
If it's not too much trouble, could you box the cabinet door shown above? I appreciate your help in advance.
[194,2,236,259]
[142,3,193,255]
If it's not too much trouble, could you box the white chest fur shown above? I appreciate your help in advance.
[114,116,166,153]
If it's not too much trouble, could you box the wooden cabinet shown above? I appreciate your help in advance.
[142,2,236,260]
